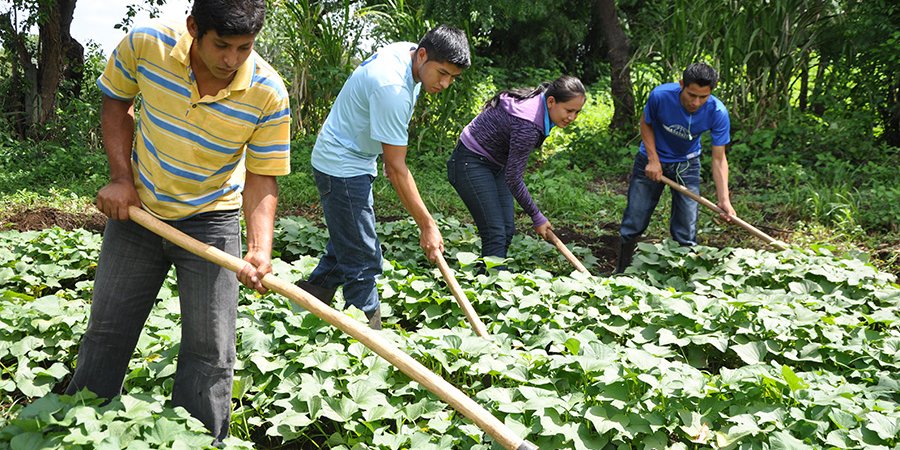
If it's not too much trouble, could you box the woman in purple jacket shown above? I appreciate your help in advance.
[447,75,586,268]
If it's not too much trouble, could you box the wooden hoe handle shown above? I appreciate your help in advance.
[546,229,591,275]
[126,206,537,450]
[435,253,491,338]
[658,176,787,250]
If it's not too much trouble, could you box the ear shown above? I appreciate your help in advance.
[416,47,428,63]
[546,95,557,108]
[187,16,198,39]
[679,79,685,89]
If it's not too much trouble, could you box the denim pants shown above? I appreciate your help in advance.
[66,210,240,442]
[307,168,382,314]
[620,152,701,246]
[447,141,515,260]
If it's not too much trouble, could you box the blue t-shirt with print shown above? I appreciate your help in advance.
[312,42,422,177]
[639,82,730,163]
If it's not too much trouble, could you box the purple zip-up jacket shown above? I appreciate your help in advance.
[459,94,549,226]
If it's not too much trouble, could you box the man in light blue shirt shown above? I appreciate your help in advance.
[299,25,471,329]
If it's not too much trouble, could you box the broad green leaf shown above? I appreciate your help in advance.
[780,365,809,392]
[10,432,47,450]
[864,411,899,441]
[249,354,281,373]
[564,337,580,355]
[266,410,313,439]
[584,405,627,435]
[732,341,767,365]
[769,430,813,449]
[456,252,478,267]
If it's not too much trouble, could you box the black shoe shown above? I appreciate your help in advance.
[614,239,638,274]
[365,308,382,330]
[296,279,336,306]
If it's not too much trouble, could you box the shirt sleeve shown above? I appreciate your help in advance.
[246,82,291,176]
[710,102,731,147]
[369,84,413,147]
[505,119,547,227]
[643,87,660,125]
[97,32,141,101]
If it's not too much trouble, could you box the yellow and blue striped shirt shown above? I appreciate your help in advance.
[98,21,291,220]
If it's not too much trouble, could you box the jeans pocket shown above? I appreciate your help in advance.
[314,170,332,197]
[447,158,457,185]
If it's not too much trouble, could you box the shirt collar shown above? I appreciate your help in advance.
[170,30,253,94]
[542,93,554,137]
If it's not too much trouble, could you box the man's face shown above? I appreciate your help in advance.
[414,48,464,94]
[679,81,712,113]
[188,17,255,80]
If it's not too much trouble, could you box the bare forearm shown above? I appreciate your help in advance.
[640,114,659,163]
[101,96,136,182]
[711,147,730,203]
[243,173,279,254]
[382,144,443,260]
[387,165,436,231]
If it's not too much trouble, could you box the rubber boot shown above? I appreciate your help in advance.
[296,279,337,306]
[365,308,382,330]
[614,239,638,274]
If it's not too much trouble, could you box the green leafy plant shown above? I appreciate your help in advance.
[1,220,898,449]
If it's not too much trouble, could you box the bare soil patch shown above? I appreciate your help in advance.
[1,206,107,233]
[552,223,620,274]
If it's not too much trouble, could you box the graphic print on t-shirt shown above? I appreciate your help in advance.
[662,123,696,141]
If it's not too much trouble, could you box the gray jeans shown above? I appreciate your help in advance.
[66,210,240,441]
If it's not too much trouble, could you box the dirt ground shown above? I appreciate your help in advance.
[3,206,895,277]
[1,206,107,233]
[0,206,623,272]
[553,224,620,274]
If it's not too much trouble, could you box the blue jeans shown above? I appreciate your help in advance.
[307,169,382,314]
[620,152,701,246]
[66,210,240,442]
[447,142,515,260]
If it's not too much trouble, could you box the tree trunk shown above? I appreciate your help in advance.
[61,0,84,99]
[810,54,827,117]
[36,0,78,127]
[0,11,36,137]
[799,50,809,112]
[883,78,900,147]
[579,2,607,85]
[595,0,635,130]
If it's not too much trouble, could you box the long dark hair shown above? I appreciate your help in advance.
[483,75,585,110]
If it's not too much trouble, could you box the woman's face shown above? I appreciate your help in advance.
[547,94,586,128]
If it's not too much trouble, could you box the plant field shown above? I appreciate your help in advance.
[1,217,899,449]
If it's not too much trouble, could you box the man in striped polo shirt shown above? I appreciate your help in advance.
[65,0,289,442]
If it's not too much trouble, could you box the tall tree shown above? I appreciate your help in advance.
[1,0,82,136]
[595,0,634,130]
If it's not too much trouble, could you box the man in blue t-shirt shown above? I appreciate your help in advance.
[615,63,736,273]
[297,25,471,329]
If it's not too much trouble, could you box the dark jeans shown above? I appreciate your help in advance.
[66,210,241,442]
[620,151,701,246]
[307,168,382,314]
[447,141,515,260]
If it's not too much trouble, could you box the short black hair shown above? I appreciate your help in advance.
[190,0,266,39]
[683,62,719,89]
[417,24,471,69]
